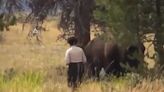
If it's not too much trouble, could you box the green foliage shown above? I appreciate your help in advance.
[0,15,5,31]
[9,16,17,26]
[94,0,125,26]
[94,0,139,47]
[0,21,5,31]
[0,14,17,31]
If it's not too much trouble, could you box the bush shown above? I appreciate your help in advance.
[0,32,5,43]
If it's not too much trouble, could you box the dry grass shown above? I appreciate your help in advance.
[0,21,163,92]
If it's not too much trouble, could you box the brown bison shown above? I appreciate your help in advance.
[84,38,145,78]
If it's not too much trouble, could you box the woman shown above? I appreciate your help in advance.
[65,37,87,88]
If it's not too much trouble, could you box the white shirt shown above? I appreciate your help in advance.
[65,46,87,64]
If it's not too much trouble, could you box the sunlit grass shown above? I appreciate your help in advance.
[0,71,43,92]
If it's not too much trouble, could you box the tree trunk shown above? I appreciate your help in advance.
[74,0,95,47]
[154,0,164,65]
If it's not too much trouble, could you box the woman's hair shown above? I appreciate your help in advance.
[67,37,78,46]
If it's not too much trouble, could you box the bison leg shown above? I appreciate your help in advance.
[94,66,101,80]
[86,62,101,80]
[105,60,124,77]
[85,57,102,79]
[89,63,96,77]
[92,59,102,80]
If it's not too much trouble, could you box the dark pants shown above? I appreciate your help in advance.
[67,62,84,88]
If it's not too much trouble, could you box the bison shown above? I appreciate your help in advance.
[84,38,145,78]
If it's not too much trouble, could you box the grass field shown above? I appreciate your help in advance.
[0,21,163,92]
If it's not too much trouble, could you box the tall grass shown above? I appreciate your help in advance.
[0,71,43,92]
